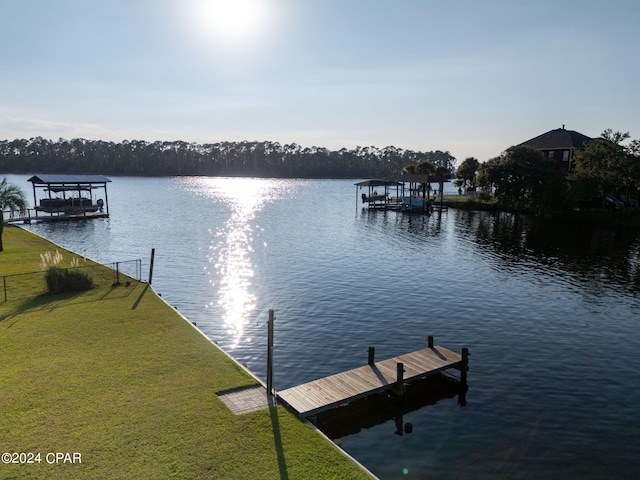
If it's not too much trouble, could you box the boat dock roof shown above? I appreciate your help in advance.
[28,174,112,185]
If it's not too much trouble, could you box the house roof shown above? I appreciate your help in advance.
[27,174,111,185]
[518,128,592,151]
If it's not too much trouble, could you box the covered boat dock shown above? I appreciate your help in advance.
[354,179,403,210]
[356,174,442,213]
[6,174,111,223]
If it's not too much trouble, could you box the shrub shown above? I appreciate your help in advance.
[44,266,94,294]
[40,249,63,270]
[40,249,94,294]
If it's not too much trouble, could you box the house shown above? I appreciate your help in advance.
[518,125,592,171]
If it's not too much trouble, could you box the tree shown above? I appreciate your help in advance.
[478,146,565,213]
[434,165,452,201]
[569,129,640,207]
[402,159,455,201]
[0,177,28,252]
[0,136,460,178]
[403,160,436,197]
[422,150,456,171]
[456,157,480,191]
[402,160,435,176]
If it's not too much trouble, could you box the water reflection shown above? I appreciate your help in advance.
[181,177,295,347]
[314,374,462,440]
[359,208,446,241]
[461,211,640,293]
[358,207,640,297]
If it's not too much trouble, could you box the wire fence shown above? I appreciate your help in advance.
[1,259,143,302]
[109,259,144,286]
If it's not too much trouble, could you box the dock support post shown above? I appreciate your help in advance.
[368,346,375,365]
[394,362,405,396]
[266,309,275,396]
[458,347,469,407]
[148,248,155,285]
[428,335,434,348]
[460,347,469,386]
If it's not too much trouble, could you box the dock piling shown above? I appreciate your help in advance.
[461,347,469,386]
[368,346,375,365]
[266,310,275,396]
[428,335,434,348]
[148,248,155,285]
[394,362,405,396]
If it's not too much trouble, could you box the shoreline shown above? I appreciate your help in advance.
[0,225,375,479]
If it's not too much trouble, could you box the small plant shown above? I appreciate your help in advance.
[40,249,63,270]
[41,250,94,294]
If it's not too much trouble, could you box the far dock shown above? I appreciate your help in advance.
[5,174,111,224]
[356,174,450,214]
[277,337,468,417]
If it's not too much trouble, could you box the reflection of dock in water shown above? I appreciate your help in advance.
[277,337,468,418]
[313,372,465,439]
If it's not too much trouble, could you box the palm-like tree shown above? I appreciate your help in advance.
[402,160,435,176]
[434,166,452,202]
[0,177,28,252]
[403,161,436,197]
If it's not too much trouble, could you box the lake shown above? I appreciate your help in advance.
[8,174,640,479]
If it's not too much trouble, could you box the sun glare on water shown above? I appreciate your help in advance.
[191,178,294,348]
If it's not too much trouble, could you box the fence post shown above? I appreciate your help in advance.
[148,248,155,285]
[3,276,6,302]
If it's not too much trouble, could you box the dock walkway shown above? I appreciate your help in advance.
[277,344,464,416]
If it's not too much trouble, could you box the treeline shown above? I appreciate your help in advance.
[0,137,456,178]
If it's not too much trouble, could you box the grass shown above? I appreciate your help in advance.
[440,194,501,211]
[0,225,372,480]
[1,226,115,300]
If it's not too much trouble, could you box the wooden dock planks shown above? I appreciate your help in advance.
[277,345,462,416]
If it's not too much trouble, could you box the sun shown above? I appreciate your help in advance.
[191,0,272,47]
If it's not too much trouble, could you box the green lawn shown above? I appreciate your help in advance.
[0,225,372,479]
[440,194,501,211]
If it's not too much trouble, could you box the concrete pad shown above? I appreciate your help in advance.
[218,385,275,414]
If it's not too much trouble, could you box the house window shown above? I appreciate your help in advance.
[548,151,554,161]
[563,150,570,162]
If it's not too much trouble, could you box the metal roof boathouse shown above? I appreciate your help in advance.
[356,173,450,213]
[9,174,112,223]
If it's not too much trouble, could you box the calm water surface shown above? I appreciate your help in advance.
[10,175,640,479]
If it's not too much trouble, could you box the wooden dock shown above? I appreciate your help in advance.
[5,209,109,224]
[277,340,467,417]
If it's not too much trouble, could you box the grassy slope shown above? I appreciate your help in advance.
[0,225,371,480]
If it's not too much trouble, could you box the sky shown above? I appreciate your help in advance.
[1,0,639,163]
